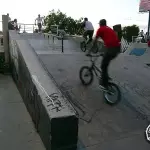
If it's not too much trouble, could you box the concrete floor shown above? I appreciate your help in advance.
[0,74,45,150]
[38,53,150,150]
[16,33,150,150]
[25,34,150,150]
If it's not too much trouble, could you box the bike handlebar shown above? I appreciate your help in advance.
[86,52,104,63]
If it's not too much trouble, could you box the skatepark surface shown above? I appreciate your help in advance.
[20,33,150,150]
[0,74,45,150]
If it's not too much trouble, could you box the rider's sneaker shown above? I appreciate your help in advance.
[99,84,108,91]
[108,76,112,80]
[99,79,108,91]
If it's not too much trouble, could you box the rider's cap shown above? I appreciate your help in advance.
[84,18,88,21]
[99,19,107,26]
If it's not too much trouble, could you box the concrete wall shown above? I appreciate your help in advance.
[9,31,78,150]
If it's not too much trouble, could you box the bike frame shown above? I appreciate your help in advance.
[82,37,91,46]
[88,55,102,79]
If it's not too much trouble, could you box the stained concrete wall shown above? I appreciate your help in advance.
[9,31,78,150]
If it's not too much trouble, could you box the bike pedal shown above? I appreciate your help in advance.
[99,85,108,92]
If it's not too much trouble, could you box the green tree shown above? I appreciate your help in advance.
[44,9,84,35]
[122,25,139,42]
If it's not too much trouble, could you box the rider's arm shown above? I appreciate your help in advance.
[92,28,103,49]
[93,27,103,45]
[42,17,44,25]
[42,18,43,25]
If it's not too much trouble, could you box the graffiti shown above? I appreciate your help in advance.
[32,75,64,113]
[15,52,41,132]
[25,78,41,132]
[46,93,64,112]
[10,40,19,74]
[32,86,40,132]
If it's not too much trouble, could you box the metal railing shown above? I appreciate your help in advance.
[0,20,46,33]
[18,23,35,33]
[132,35,147,43]
[0,19,131,54]
[44,33,64,53]
[18,23,46,33]
[132,36,139,43]
[50,25,59,35]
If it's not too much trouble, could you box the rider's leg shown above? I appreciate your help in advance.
[38,23,42,32]
[83,31,88,41]
[100,52,112,88]
[86,30,94,44]
[100,47,120,88]
[85,31,94,55]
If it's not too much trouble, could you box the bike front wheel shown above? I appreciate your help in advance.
[79,66,93,85]
[103,82,121,105]
[80,41,87,52]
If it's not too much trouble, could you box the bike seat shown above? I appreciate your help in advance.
[86,53,92,57]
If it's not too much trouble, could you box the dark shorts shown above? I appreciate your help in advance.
[100,46,120,86]
[38,23,42,31]
[106,46,121,55]
[83,30,94,40]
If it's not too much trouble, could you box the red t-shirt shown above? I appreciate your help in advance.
[96,26,120,48]
[148,40,150,47]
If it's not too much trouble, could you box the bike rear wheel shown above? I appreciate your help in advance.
[80,41,87,52]
[92,41,104,54]
[103,82,121,105]
[92,42,99,53]
[79,66,93,85]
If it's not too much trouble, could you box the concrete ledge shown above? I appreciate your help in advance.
[9,31,78,150]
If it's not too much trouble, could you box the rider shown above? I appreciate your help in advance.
[87,19,121,89]
[82,18,94,44]
[13,19,19,31]
[35,14,44,32]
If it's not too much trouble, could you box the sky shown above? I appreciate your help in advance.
[0,0,149,32]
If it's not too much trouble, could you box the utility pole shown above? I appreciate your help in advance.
[148,10,150,36]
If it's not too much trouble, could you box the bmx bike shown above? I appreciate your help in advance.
[79,53,121,105]
[80,38,103,53]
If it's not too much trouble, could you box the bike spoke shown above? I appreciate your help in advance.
[103,83,121,105]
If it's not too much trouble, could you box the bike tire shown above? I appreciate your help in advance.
[79,66,93,86]
[80,41,87,52]
[103,82,121,105]
[91,42,99,53]
[92,46,98,53]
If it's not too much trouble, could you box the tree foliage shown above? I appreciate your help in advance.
[44,9,84,35]
[122,25,139,42]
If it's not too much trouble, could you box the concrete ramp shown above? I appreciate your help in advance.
[124,43,150,64]
[27,33,150,149]
[9,31,78,150]
[11,32,150,150]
